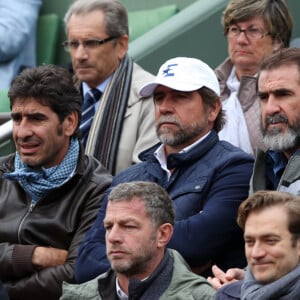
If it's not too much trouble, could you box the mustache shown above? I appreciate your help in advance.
[16,137,40,144]
[156,116,181,127]
[74,62,92,68]
[265,114,288,126]
[107,246,131,254]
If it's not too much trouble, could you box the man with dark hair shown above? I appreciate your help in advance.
[63,0,158,175]
[0,64,112,300]
[61,181,215,299]
[74,57,254,283]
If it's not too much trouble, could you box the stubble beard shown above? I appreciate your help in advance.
[108,233,157,277]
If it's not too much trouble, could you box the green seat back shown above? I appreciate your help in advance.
[0,89,10,112]
[0,139,15,157]
[37,14,60,65]
[128,5,179,41]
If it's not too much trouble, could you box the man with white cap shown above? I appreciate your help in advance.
[74,57,254,283]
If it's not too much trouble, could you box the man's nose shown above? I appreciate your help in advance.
[156,96,175,114]
[15,119,33,139]
[261,96,281,116]
[106,225,123,243]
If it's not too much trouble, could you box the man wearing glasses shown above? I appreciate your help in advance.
[63,0,157,175]
[216,0,292,156]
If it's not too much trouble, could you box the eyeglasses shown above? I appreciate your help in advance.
[62,36,117,52]
[227,26,269,40]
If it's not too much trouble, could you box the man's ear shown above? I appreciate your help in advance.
[156,223,173,248]
[273,40,282,52]
[117,35,129,60]
[296,238,300,257]
[63,111,78,137]
[207,98,221,123]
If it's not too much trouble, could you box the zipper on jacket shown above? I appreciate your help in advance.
[17,201,36,243]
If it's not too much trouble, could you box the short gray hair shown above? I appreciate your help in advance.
[108,181,175,227]
[64,0,129,37]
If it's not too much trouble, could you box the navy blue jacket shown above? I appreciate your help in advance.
[0,281,8,300]
[215,281,242,299]
[75,131,254,283]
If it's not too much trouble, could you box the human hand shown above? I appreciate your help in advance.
[207,265,245,290]
[32,246,68,269]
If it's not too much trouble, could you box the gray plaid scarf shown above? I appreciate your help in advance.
[241,264,300,300]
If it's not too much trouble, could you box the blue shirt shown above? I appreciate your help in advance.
[266,149,300,190]
[0,0,42,89]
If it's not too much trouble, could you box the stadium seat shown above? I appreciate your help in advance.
[128,5,179,41]
[37,13,60,65]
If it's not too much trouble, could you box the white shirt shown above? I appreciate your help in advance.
[218,66,253,155]
[154,131,211,180]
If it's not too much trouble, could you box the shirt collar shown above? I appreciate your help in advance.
[82,74,112,95]
[116,278,128,300]
[268,150,287,177]
[154,131,211,179]
[115,276,149,300]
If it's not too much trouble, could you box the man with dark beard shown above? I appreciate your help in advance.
[74,57,254,283]
[60,181,215,299]
[250,48,300,195]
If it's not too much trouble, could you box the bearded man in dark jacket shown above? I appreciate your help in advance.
[75,57,254,283]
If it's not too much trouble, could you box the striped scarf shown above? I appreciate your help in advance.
[85,55,133,175]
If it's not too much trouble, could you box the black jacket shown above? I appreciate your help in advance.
[0,150,112,300]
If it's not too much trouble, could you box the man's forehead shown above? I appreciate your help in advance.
[12,98,49,111]
[106,198,146,214]
[259,65,299,84]
[104,200,148,226]
[245,206,289,233]
[259,73,296,93]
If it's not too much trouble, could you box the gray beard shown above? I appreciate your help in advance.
[157,127,203,146]
[262,113,300,151]
[263,127,300,151]
[156,117,205,147]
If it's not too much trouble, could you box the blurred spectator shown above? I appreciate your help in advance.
[216,0,293,155]
[0,0,42,89]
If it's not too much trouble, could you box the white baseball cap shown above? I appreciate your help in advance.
[139,57,220,97]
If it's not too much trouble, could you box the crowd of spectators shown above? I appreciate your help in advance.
[1,0,300,299]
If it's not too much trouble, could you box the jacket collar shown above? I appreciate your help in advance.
[139,130,219,170]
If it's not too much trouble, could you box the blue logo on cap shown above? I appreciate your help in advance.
[162,63,178,77]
